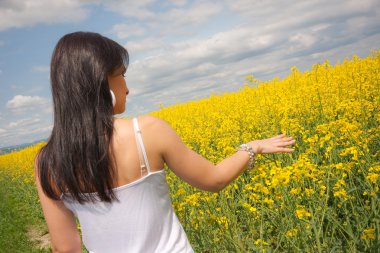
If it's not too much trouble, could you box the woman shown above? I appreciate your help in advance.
[35,32,296,253]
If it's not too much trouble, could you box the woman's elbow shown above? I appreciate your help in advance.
[207,187,223,193]
[52,244,82,253]
[53,249,82,253]
[209,169,231,192]
[203,179,228,193]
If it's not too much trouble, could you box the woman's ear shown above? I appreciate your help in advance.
[110,90,116,107]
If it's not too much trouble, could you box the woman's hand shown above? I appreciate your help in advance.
[248,133,296,154]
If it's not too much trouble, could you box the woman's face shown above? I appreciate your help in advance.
[108,65,129,114]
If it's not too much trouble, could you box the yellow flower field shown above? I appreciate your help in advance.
[1,51,379,252]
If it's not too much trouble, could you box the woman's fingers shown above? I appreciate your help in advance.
[281,148,295,153]
[276,133,287,138]
[269,133,286,140]
[254,134,296,154]
[281,139,296,146]
[270,139,296,152]
[281,137,294,142]
[271,137,294,144]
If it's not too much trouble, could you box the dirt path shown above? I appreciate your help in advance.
[27,226,51,251]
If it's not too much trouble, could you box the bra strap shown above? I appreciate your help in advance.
[132,117,151,176]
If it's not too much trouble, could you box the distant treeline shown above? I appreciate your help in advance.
[0,139,46,155]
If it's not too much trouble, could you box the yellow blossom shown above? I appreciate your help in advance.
[254,239,268,246]
[286,228,298,237]
[362,228,375,240]
[290,187,301,195]
[366,173,379,184]
[305,188,315,196]
[242,202,257,213]
[295,206,311,219]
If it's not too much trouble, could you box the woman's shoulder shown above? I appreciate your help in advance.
[114,115,170,133]
[112,116,172,152]
[138,116,175,141]
[112,115,169,171]
[135,115,167,125]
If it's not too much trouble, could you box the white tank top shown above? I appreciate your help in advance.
[61,117,194,253]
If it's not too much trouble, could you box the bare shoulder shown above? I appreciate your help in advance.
[137,115,170,130]
[114,115,168,132]
[135,115,177,154]
[112,115,173,152]
[115,116,170,138]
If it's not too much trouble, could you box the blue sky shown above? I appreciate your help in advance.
[0,0,379,148]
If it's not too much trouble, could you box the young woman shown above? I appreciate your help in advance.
[35,31,296,253]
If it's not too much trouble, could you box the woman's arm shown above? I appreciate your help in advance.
[35,161,82,253]
[149,116,295,192]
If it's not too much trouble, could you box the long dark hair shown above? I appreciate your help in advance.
[36,32,128,203]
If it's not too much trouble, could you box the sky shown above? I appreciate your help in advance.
[0,0,379,148]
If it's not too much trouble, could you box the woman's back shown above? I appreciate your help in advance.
[108,116,166,187]
[61,117,194,253]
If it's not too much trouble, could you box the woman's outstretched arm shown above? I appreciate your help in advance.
[150,116,296,192]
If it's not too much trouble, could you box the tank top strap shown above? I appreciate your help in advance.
[132,117,152,176]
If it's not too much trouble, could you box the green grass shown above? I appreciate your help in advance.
[0,172,49,253]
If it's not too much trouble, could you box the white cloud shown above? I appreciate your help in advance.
[127,26,278,87]
[225,0,379,34]
[102,0,156,20]
[32,65,50,73]
[24,125,53,135]
[0,124,52,146]
[175,27,275,62]
[168,0,187,7]
[8,118,41,128]
[125,38,164,54]
[311,23,330,32]
[6,95,49,109]
[0,128,6,134]
[110,0,223,40]
[112,23,146,39]
[159,2,223,30]
[0,0,91,31]
[289,33,317,48]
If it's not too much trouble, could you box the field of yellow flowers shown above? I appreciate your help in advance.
[1,51,379,252]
